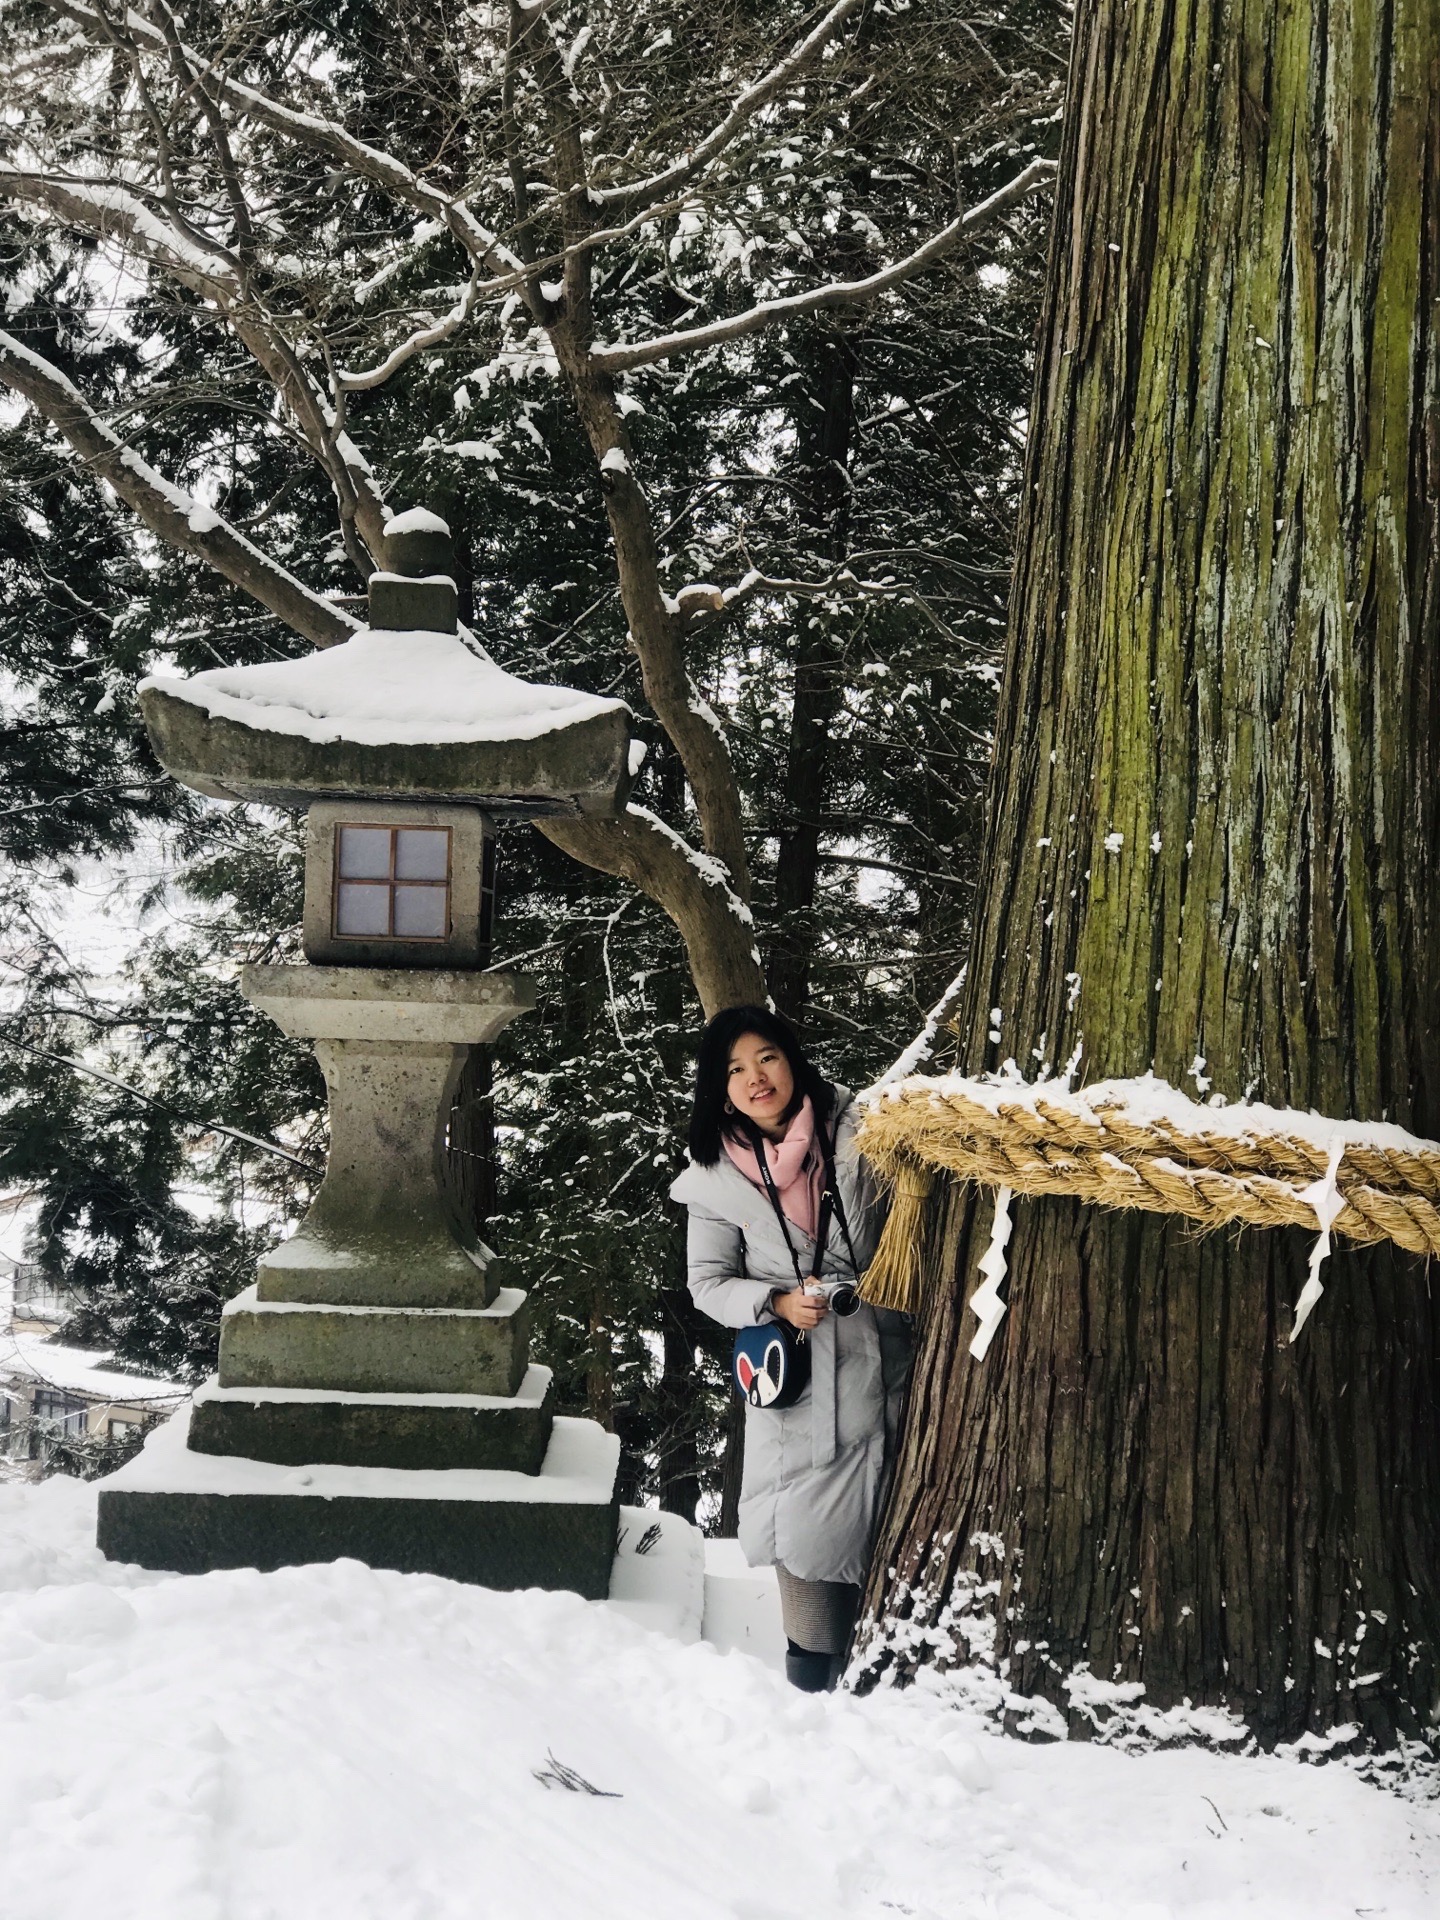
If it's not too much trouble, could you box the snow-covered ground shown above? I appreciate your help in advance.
[1,1475,1435,1919]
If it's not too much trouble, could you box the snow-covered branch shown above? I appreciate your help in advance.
[582,0,867,214]
[871,964,970,1089]
[673,558,973,651]
[0,164,240,303]
[592,158,1058,373]
[716,564,894,612]
[336,271,482,391]
[0,330,358,651]
[535,805,763,1017]
[45,0,524,279]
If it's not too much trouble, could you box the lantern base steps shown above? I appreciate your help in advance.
[188,1363,556,1473]
[217,1282,531,1397]
[97,1399,619,1598]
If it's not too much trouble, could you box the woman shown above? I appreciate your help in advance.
[671,1005,912,1690]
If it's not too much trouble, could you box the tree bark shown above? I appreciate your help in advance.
[768,326,856,1023]
[861,0,1440,1759]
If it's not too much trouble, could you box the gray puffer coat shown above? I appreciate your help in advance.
[670,1089,912,1585]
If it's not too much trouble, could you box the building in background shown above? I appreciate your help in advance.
[0,1224,186,1477]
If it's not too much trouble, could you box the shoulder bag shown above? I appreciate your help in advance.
[728,1115,861,1410]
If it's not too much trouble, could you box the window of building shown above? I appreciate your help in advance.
[333,824,451,941]
[29,1390,88,1457]
[12,1262,71,1325]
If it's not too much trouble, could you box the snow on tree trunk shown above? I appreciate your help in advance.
[859,0,1440,1759]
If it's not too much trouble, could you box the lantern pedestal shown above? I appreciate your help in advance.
[97,1399,619,1598]
[246,962,532,1311]
[98,961,620,1595]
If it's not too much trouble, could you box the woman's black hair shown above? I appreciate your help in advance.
[687,1004,835,1165]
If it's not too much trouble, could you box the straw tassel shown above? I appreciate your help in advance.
[858,1159,936,1313]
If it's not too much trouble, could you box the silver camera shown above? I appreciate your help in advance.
[804,1279,860,1317]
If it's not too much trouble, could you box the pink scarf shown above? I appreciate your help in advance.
[724,1094,824,1239]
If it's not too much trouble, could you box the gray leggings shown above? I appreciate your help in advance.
[775,1562,860,1657]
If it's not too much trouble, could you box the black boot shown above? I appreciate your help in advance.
[784,1642,833,1692]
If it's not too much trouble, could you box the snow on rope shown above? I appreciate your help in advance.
[854,1072,1440,1347]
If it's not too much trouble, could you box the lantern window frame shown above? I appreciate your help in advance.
[332,823,453,944]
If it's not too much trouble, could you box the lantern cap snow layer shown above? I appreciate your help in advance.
[137,510,633,815]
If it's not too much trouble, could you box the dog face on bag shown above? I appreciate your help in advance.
[736,1336,789,1406]
[731,1323,808,1408]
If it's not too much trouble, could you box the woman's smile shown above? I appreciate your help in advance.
[726,1033,796,1136]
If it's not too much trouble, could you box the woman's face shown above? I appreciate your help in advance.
[726,1031,796,1136]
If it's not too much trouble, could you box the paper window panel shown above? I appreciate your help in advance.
[332,825,452,942]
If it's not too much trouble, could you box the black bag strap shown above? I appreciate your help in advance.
[814,1116,863,1278]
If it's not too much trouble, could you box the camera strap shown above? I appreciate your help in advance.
[749,1122,841,1286]
[814,1120,862,1279]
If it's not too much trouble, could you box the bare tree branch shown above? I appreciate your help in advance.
[0,1035,320,1172]
[592,158,1058,372]
[0,161,390,561]
[344,192,706,341]
[0,329,358,650]
[515,21,755,910]
[149,0,258,269]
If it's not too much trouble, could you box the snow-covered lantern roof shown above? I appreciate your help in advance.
[137,509,633,817]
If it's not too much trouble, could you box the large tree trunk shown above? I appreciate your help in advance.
[768,325,856,1023]
[860,0,1440,1758]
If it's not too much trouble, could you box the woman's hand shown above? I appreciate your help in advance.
[772,1284,828,1331]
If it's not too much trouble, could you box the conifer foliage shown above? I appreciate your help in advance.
[0,2,1067,1510]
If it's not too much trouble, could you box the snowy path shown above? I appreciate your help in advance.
[1,1477,1435,1919]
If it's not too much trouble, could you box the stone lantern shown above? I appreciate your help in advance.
[97,511,632,1597]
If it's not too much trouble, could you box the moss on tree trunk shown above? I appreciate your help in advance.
[860,0,1440,1759]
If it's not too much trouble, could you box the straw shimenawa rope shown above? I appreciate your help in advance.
[855,1078,1440,1314]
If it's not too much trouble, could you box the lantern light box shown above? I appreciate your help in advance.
[302,800,495,969]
